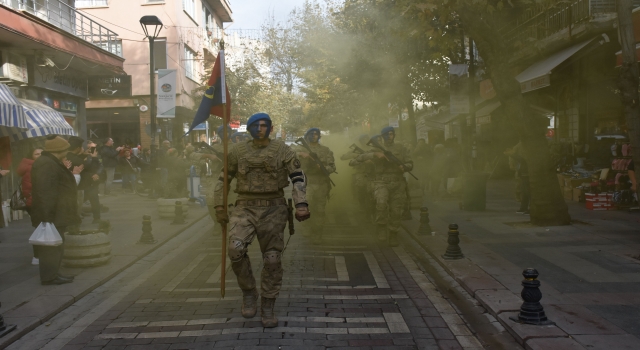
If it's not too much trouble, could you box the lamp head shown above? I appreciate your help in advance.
[140,15,163,39]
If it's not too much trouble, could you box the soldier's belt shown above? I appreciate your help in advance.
[235,198,286,207]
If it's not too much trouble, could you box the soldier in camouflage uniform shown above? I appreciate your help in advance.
[294,128,335,245]
[349,127,412,247]
[342,134,375,219]
[214,113,310,328]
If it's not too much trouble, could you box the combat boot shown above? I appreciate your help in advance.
[261,297,278,328]
[388,230,399,247]
[376,225,387,243]
[241,289,258,318]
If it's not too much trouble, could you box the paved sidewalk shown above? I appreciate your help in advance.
[401,179,640,350]
[14,208,490,350]
[0,189,209,349]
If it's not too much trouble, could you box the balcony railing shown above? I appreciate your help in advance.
[504,0,639,44]
[1,0,121,57]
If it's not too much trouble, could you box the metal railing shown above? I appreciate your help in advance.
[503,0,633,44]
[0,0,121,57]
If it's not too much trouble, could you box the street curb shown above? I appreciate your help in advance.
[0,211,210,350]
[399,219,584,350]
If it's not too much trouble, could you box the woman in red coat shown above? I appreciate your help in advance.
[17,147,42,265]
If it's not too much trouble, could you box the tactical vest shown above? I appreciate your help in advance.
[235,140,290,193]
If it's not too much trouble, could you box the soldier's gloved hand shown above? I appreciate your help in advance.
[295,204,311,222]
[215,207,229,224]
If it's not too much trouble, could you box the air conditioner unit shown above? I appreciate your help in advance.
[0,51,28,85]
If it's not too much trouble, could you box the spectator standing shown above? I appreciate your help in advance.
[99,137,123,195]
[119,148,140,193]
[31,135,81,285]
[17,147,43,264]
[68,138,103,223]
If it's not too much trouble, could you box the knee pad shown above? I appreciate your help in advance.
[263,250,282,273]
[228,239,247,262]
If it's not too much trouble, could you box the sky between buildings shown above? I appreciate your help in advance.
[227,0,306,30]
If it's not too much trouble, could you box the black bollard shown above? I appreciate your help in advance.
[417,207,433,235]
[442,224,464,260]
[510,268,554,325]
[171,201,186,225]
[0,302,17,338]
[138,215,157,244]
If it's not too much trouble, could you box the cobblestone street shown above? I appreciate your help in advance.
[6,209,511,350]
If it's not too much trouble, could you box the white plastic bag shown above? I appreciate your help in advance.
[29,222,63,246]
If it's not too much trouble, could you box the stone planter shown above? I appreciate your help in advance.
[62,229,111,268]
[157,198,190,219]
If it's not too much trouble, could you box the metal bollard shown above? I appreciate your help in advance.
[171,201,186,225]
[0,302,16,338]
[138,215,157,244]
[510,268,554,325]
[442,224,464,260]
[417,206,433,235]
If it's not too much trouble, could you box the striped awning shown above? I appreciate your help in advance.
[0,83,28,136]
[10,99,76,141]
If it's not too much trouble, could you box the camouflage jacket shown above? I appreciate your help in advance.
[213,139,308,206]
[293,143,336,179]
[351,142,413,178]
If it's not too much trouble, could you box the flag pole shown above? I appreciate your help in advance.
[220,39,228,299]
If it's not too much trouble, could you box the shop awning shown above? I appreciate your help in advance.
[0,83,28,136]
[516,38,597,93]
[10,99,76,141]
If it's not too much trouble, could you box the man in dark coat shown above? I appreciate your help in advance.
[31,135,82,285]
[68,137,103,223]
[99,137,123,195]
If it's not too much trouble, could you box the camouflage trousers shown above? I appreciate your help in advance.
[353,173,373,215]
[372,179,407,233]
[228,203,288,298]
[306,178,331,234]
[205,177,237,235]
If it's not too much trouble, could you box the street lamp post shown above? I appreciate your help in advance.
[140,15,163,157]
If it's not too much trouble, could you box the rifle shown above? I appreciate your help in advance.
[196,142,222,157]
[295,137,336,187]
[282,198,295,255]
[349,143,366,155]
[367,136,419,180]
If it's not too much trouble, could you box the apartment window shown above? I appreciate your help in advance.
[184,46,197,81]
[183,0,196,20]
[98,40,122,56]
[153,38,167,70]
[76,0,108,7]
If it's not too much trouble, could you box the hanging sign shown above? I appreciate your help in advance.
[157,69,176,118]
[33,66,87,98]
[88,75,132,98]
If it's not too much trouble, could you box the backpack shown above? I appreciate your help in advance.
[10,184,27,210]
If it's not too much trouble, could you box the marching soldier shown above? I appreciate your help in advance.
[342,134,375,219]
[349,127,412,246]
[294,128,336,244]
[213,112,310,328]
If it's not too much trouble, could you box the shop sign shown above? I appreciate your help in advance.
[520,75,550,93]
[33,66,87,98]
[88,75,132,98]
[157,69,176,118]
[389,118,399,128]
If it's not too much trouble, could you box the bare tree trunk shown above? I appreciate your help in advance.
[617,0,640,199]
[457,9,571,225]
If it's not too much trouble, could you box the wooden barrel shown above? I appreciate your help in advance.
[62,231,111,267]
[157,198,190,219]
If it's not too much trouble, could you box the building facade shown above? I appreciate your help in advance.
[78,0,232,148]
